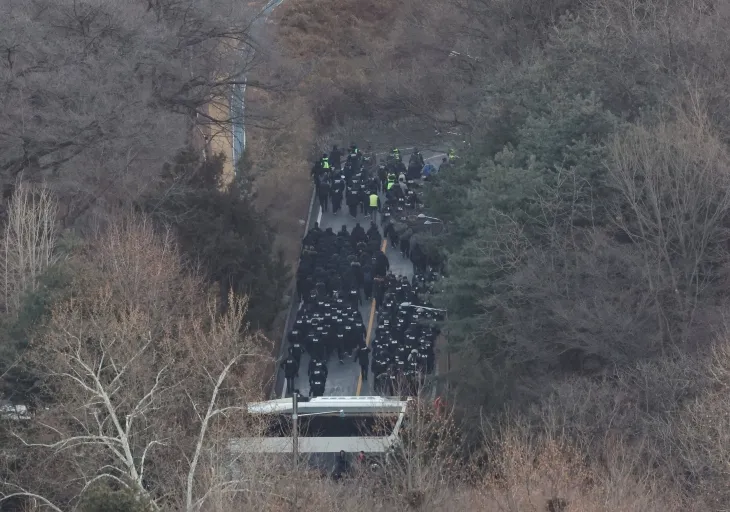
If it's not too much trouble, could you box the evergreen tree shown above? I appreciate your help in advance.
[144,149,289,331]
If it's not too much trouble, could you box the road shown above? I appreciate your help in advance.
[277,148,446,398]
[230,0,451,398]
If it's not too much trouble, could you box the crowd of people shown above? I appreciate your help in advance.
[280,143,447,399]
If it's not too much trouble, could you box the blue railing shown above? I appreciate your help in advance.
[231,83,245,171]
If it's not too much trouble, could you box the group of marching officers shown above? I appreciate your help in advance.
[280,143,444,398]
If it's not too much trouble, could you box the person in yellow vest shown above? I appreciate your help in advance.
[368,191,380,222]
[448,148,456,163]
[321,154,330,170]
[386,172,396,193]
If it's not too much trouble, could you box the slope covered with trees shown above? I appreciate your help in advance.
[4,0,730,509]
[278,0,730,509]
[417,0,730,508]
[0,0,291,401]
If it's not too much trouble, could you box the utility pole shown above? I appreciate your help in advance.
[292,390,299,466]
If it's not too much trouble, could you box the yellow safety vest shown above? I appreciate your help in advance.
[369,194,379,207]
[387,182,394,190]
[322,160,330,169]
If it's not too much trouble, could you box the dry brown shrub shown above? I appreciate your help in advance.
[273,0,459,132]
[608,98,730,348]
[480,421,687,512]
[504,332,730,510]
[1,214,273,511]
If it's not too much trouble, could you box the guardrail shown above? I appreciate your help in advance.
[230,0,288,169]
[271,184,316,399]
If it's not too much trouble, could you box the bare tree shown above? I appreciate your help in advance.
[0,179,59,316]
[0,0,283,226]
[0,216,271,511]
[368,394,462,511]
[608,98,730,346]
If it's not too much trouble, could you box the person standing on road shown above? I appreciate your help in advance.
[400,227,413,259]
[311,155,325,181]
[407,149,424,179]
[358,183,369,216]
[308,358,327,378]
[367,221,380,241]
[280,348,299,395]
[332,450,349,480]
[374,251,389,277]
[318,178,330,213]
[351,222,367,246]
[409,239,427,274]
[422,162,435,180]
[331,173,344,214]
[354,344,371,381]
[344,320,358,359]
[309,378,325,398]
[347,187,359,218]
[397,174,408,196]
[386,172,396,192]
[368,191,380,222]
[290,338,303,366]
[378,165,388,193]
[330,145,342,170]
[363,264,373,300]
[438,156,451,173]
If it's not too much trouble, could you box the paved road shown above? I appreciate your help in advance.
[279,148,445,398]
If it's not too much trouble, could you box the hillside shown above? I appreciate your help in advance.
[2,0,730,510]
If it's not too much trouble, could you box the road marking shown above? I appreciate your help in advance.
[278,191,319,399]
[425,153,447,162]
[356,238,387,396]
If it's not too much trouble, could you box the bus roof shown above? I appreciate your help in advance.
[229,435,394,454]
[247,396,408,415]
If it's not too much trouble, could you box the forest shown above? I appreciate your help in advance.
[2,0,730,510]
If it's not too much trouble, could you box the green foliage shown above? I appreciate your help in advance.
[0,263,72,402]
[424,72,622,408]
[145,149,289,331]
[424,7,730,415]
[9,264,72,339]
[78,483,152,512]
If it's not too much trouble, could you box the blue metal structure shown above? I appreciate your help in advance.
[231,82,245,169]
[229,0,287,173]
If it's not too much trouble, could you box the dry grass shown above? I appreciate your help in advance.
[275,0,401,58]
[272,0,449,130]
[182,425,691,512]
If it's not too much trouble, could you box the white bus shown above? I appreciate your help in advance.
[229,395,408,456]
